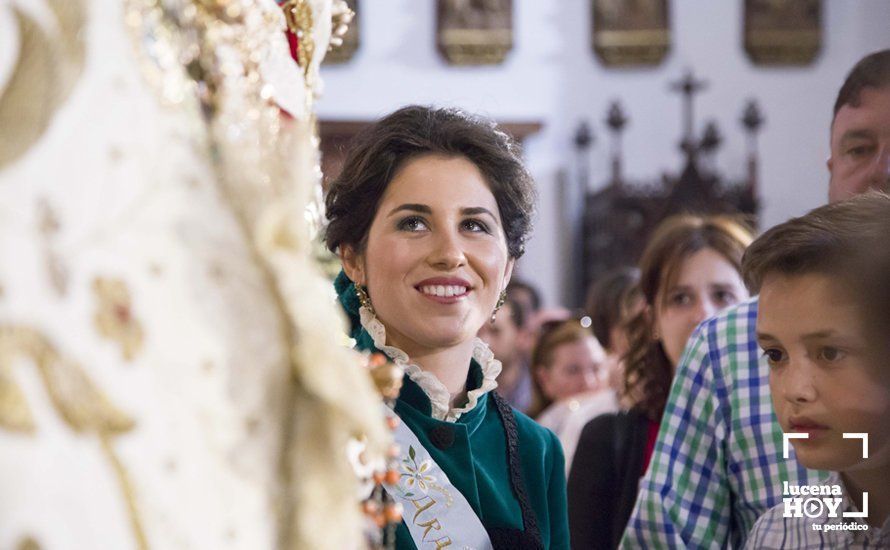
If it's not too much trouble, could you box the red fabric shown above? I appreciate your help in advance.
[285,29,300,63]
[275,29,300,120]
[641,418,660,476]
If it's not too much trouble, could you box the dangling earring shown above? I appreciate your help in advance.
[355,282,374,314]
[491,290,507,324]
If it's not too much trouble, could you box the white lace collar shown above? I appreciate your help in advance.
[359,306,501,422]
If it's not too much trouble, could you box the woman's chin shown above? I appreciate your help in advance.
[413,326,478,351]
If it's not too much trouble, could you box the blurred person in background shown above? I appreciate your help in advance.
[585,266,643,393]
[567,215,753,550]
[478,297,534,412]
[529,319,613,470]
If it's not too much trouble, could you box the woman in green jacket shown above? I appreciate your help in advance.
[325,105,569,550]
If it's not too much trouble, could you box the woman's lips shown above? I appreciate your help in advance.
[415,277,472,304]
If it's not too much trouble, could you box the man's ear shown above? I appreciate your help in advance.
[339,245,366,285]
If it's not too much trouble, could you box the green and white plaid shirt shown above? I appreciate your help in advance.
[621,297,822,549]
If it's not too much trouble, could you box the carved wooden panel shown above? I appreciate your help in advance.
[744,0,821,65]
[592,0,670,67]
[437,0,513,65]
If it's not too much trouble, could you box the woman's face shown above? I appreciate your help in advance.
[343,154,514,356]
[655,247,748,367]
[537,336,607,402]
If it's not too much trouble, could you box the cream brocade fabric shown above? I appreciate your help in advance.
[0,1,386,549]
[359,307,502,422]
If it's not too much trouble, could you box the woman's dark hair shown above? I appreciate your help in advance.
[324,105,536,259]
[623,215,753,421]
[584,266,641,352]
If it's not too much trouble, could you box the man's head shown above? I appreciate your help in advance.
[828,49,890,202]
[506,278,542,359]
[478,298,525,366]
[743,192,890,473]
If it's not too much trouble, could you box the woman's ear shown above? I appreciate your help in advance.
[339,245,366,285]
[502,258,515,290]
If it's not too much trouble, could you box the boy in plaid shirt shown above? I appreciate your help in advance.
[743,193,890,549]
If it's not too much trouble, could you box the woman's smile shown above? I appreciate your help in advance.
[415,277,473,304]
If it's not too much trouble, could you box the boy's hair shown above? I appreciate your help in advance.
[742,192,890,294]
[742,192,890,359]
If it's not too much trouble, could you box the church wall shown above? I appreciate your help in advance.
[316,0,890,308]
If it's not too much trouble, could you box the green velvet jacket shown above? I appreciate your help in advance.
[392,361,570,550]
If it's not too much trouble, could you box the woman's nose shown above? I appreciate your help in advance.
[691,297,717,325]
[427,229,466,269]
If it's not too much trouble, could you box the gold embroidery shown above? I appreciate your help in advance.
[281,0,315,80]
[93,277,144,361]
[0,325,146,550]
[16,536,41,550]
[0,0,85,168]
[418,517,444,541]
[410,495,437,523]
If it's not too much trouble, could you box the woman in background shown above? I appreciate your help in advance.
[567,215,753,550]
[529,319,613,470]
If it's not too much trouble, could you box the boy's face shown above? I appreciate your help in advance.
[757,273,890,472]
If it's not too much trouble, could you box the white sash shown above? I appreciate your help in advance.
[385,407,494,550]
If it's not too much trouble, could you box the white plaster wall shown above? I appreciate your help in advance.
[317,0,890,307]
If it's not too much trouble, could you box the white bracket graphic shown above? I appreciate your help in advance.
[843,432,869,459]
[844,492,869,518]
[783,432,870,518]
[783,433,809,459]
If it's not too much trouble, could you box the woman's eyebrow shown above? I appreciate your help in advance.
[387,203,431,217]
[461,206,499,223]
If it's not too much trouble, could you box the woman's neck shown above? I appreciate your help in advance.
[388,334,476,408]
[842,465,890,529]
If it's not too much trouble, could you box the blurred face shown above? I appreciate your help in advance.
[537,336,607,402]
[828,86,890,202]
[758,273,890,472]
[655,248,748,367]
[342,154,514,356]
[478,302,520,365]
